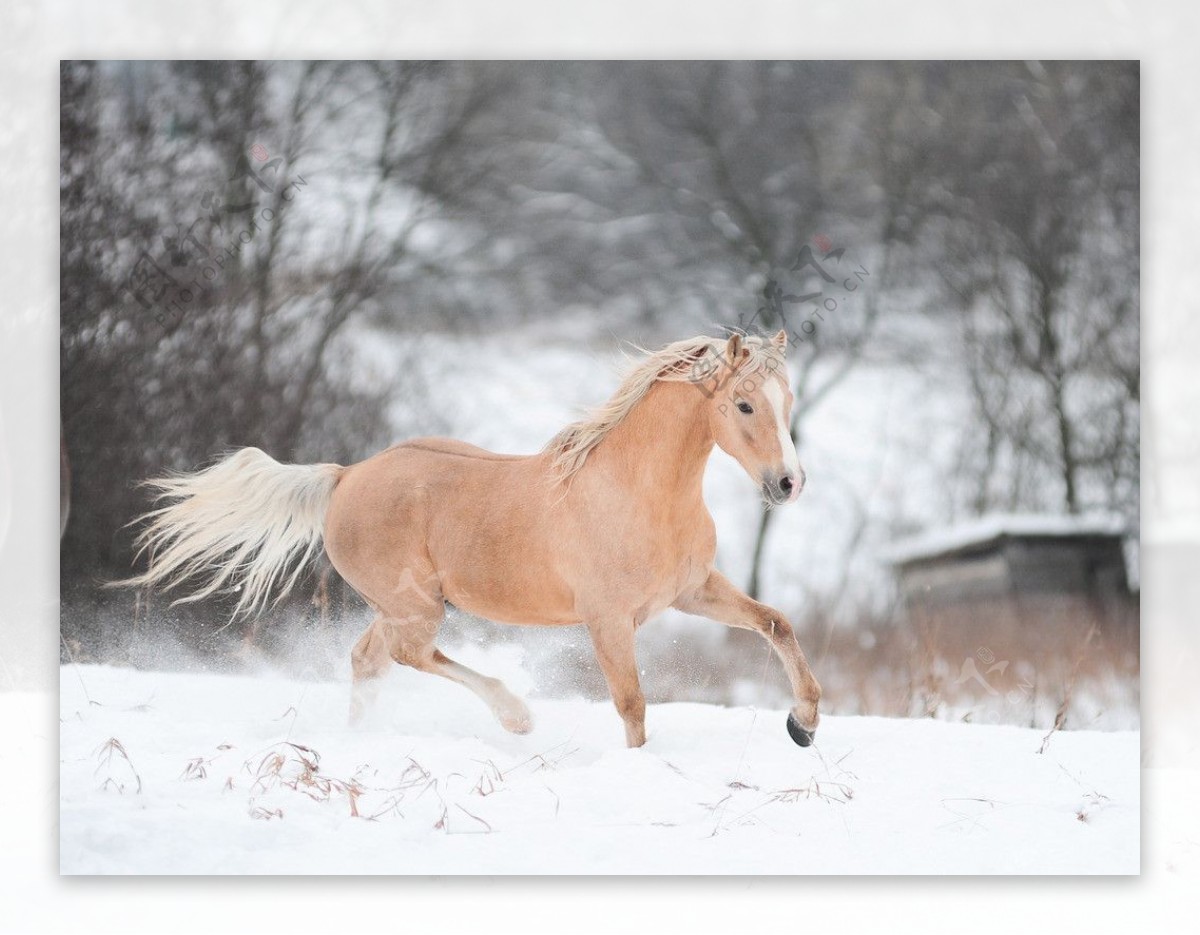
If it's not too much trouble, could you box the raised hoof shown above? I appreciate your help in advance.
[786,712,815,747]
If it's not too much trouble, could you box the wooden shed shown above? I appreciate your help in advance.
[886,514,1138,661]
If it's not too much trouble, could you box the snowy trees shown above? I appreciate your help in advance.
[930,62,1139,522]
[60,62,477,635]
[60,60,1138,654]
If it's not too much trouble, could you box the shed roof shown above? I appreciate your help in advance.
[884,513,1128,566]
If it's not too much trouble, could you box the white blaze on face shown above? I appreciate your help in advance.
[763,376,801,485]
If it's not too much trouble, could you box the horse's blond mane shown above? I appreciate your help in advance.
[544,334,784,481]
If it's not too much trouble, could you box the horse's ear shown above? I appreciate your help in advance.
[772,329,788,355]
[726,333,745,362]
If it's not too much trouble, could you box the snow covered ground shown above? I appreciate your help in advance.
[60,662,1139,875]
[49,321,1140,876]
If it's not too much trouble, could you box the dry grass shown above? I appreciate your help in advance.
[770,778,855,805]
[481,594,1138,733]
[245,742,363,818]
[196,737,583,828]
[782,601,1137,731]
[707,739,859,837]
[1039,623,1101,753]
[94,737,142,794]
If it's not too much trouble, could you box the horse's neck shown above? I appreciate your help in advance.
[588,381,713,504]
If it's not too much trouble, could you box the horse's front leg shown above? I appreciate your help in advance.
[674,569,821,746]
[585,616,646,748]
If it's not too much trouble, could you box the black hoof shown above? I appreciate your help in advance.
[786,713,815,747]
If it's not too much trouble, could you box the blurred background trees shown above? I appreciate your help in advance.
[60,61,1138,696]
[931,62,1139,521]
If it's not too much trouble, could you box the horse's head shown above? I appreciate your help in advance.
[705,331,804,506]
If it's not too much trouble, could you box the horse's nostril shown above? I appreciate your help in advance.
[780,476,794,494]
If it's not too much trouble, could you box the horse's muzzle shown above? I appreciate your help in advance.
[786,712,815,747]
[762,469,804,506]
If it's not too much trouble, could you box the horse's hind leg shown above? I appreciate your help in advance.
[349,605,532,735]
[418,648,533,734]
[349,613,397,724]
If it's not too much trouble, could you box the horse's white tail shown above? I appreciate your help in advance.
[120,447,344,617]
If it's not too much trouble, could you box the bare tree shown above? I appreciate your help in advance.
[60,60,1140,665]
[59,61,494,650]
[740,63,937,600]
[935,62,1139,520]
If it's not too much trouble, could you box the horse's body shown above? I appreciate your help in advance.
[125,332,822,748]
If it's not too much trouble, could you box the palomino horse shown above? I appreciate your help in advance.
[124,331,822,748]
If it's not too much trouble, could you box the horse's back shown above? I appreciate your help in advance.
[324,436,577,623]
[327,436,540,548]
[386,437,529,462]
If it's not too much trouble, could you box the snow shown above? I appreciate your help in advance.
[883,512,1130,565]
[60,662,1139,875]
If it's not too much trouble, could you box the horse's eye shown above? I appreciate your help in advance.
[736,401,753,414]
